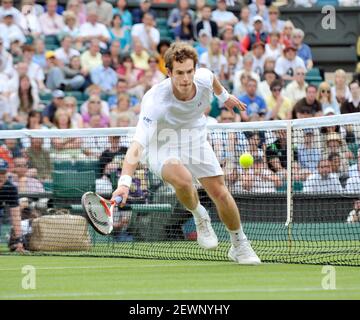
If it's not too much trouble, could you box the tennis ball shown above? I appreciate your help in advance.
[239,153,254,169]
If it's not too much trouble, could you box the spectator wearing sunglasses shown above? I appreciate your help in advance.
[317,81,340,115]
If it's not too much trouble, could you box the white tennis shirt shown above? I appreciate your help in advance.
[133,68,214,149]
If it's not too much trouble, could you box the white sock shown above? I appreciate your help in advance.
[188,203,208,224]
[228,225,247,247]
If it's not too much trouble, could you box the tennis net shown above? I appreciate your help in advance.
[0,114,359,265]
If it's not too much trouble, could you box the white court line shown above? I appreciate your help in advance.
[1,287,359,299]
[0,262,238,272]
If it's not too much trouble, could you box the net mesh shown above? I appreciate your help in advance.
[0,115,359,265]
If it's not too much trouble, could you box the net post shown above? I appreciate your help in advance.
[285,120,293,227]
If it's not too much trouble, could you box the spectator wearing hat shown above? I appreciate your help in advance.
[212,0,238,30]
[90,50,118,95]
[86,0,113,27]
[317,81,340,115]
[46,51,85,91]
[167,0,195,32]
[265,79,292,120]
[61,10,82,50]
[291,28,313,70]
[275,45,306,81]
[131,12,159,54]
[291,85,322,119]
[241,15,269,54]
[0,158,24,253]
[132,0,157,25]
[39,0,64,36]
[341,80,360,114]
[195,29,210,57]
[0,13,26,50]
[251,41,266,77]
[303,159,343,194]
[195,5,218,39]
[42,89,65,127]
[234,6,253,42]
[283,66,308,106]
[78,9,110,50]
[0,0,22,26]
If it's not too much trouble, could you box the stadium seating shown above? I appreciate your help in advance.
[305,68,323,86]
[52,170,96,199]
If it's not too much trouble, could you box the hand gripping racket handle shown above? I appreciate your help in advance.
[113,196,123,205]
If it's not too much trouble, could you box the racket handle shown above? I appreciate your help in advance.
[114,196,123,204]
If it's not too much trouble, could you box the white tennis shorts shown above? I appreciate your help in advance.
[147,139,224,182]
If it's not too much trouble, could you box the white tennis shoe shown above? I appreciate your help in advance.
[195,216,218,250]
[228,240,261,265]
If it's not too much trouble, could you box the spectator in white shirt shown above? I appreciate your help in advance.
[19,1,42,39]
[199,37,227,81]
[251,41,266,78]
[0,0,22,26]
[346,199,360,223]
[283,66,308,106]
[55,35,80,66]
[211,0,238,30]
[265,31,283,61]
[234,6,253,42]
[21,45,46,92]
[78,9,110,49]
[275,45,306,82]
[39,0,64,36]
[303,159,343,194]
[131,12,159,54]
[0,13,26,50]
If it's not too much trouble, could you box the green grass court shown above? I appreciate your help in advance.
[1,255,359,300]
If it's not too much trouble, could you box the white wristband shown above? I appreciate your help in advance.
[118,175,132,188]
[215,88,230,104]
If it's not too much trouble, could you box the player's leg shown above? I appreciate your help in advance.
[161,159,218,250]
[199,175,261,265]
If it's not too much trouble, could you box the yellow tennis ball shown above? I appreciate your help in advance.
[239,153,254,168]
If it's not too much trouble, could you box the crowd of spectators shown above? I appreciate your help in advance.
[0,0,359,199]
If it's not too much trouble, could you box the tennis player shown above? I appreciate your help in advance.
[112,42,261,264]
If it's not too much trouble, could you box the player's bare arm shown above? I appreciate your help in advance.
[111,141,144,206]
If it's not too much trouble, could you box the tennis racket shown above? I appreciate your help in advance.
[81,191,123,235]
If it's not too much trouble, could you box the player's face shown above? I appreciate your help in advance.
[169,59,195,97]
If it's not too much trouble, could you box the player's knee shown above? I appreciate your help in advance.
[165,171,193,191]
[211,186,229,203]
